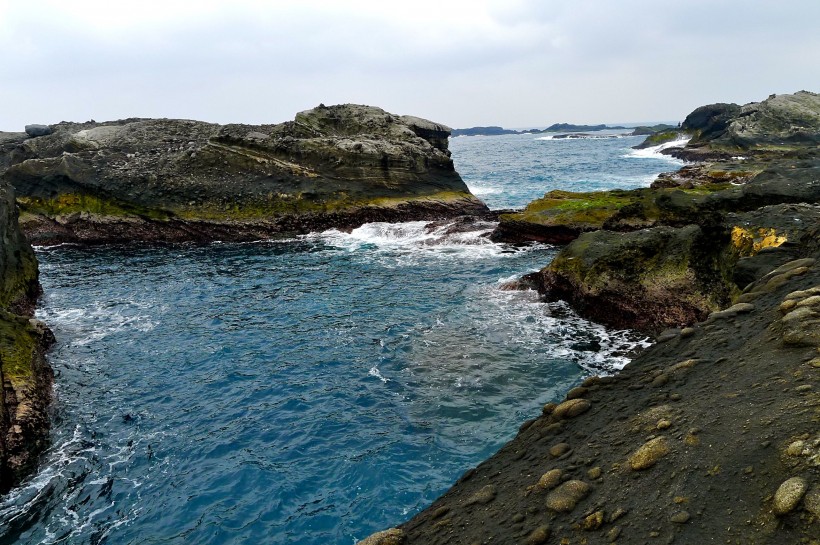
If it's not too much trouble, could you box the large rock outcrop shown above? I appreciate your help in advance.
[364,91,820,545]
[490,91,820,334]
[0,175,52,494]
[0,104,489,244]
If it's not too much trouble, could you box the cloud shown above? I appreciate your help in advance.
[1,0,819,130]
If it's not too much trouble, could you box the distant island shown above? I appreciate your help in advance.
[451,122,676,137]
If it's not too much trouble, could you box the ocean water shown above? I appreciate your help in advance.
[1,133,680,544]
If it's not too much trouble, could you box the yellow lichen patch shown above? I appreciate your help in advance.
[731,226,787,256]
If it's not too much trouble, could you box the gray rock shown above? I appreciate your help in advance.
[24,124,52,137]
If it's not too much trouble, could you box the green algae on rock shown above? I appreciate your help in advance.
[0,172,52,494]
[1,104,489,245]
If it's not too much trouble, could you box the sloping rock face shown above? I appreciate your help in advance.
[364,91,820,545]
[1,104,488,244]
[0,176,52,494]
[684,91,820,150]
[384,256,820,545]
[490,91,820,333]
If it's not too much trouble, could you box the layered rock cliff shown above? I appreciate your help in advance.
[0,176,52,494]
[0,104,488,244]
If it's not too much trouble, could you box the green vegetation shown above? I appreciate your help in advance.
[642,130,683,146]
[504,189,641,228]
[18,194,173,221]
[0,310,39,382]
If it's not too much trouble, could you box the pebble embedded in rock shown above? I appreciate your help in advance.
[545,480,591,512]
[553,399,591,419]
[356,528,406,545]
[804,487,820,518]
[566,386,588,400]
[670,510,690,523]
[786,440,805,456]
[524,525,550,545]
[465,484,497,506]
[606,526,621,542]
[587,466,602,479]
[629,436,671,470]
[537,469,563,490]
[773,477,808,515]
[609,507,627,522]
[582,510,605,530]
[550,443,571,457]
[656,419,672,430]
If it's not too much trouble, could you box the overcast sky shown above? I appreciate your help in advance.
[2,0,819,131]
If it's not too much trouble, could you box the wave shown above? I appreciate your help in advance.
[36,300,158,347]
[485,286,651,374]
[625,136,690,160]
[467,184,503,196]
[536,133,631,141]
[303,220,543,266]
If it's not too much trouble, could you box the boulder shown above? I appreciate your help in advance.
[24,124,52,137]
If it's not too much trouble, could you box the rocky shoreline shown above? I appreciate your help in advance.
[3,104,488,246]
[0,171,53,494]
[360,92,820,544]
[0,105,487,492]
[2,92,819,542]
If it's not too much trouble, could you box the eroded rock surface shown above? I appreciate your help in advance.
[1,104,489,244]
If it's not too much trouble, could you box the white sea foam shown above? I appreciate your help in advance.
[625,136,690,160]
[304,220,539,266]
[37,300,158,347]
[368,366,390,383]
[467,184,503,196]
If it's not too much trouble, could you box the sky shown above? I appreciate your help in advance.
[1,0,819,131]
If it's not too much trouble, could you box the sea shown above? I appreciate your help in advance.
[0,131,686,544]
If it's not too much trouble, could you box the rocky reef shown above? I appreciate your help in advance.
[0,174,52,494]
[0,104,488,245]
[360,91,820,543]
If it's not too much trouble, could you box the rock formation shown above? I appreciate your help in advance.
[361,91,820,544]
[491,91,820,334]
[0,104,488,245]
[0,175,52,493]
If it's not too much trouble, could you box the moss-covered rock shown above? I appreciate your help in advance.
[537,224,735,333]
[0,173,51,493]
[2,105,489,244]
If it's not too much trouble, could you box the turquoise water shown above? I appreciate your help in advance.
[1,133,679,544]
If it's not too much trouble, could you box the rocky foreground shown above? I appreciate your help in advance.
[361,92,820,544]
[0,104,488,245]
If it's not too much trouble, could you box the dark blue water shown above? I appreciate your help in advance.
[0,133,680,544]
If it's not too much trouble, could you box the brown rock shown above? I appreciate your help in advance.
[550,443,571,457]
[524,525,551,545]
[629,436,671,470]
[566,386,588,400]
[465,484,497,506]
[773,477,808,515]
[356,528,405,545]
[537,469,563,490]
[553,399,591,419]
[582,510,605,530]
[545,480,591,512]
